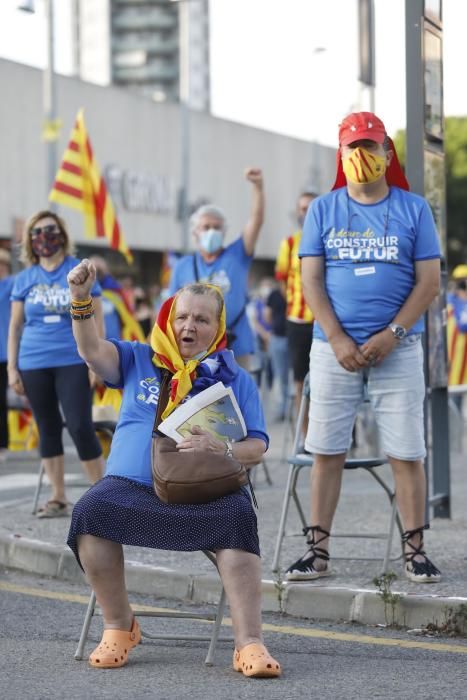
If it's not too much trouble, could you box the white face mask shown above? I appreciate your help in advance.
[199,228,224,254]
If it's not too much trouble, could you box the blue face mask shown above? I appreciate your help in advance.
[199,228,223,254]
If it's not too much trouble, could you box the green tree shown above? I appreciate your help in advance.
[392,117,467,269]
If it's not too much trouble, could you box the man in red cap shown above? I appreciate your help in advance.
[286,111,442,584]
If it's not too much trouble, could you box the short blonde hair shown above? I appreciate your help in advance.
[20,210,74,265]
[176,283,224,320]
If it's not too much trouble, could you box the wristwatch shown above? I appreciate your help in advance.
[224,439,234,459]
[388,323,407,340]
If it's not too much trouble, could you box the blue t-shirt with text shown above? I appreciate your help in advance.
[104,341,268,486]
[299,186,441,345]
[10,256,102,370]
[169,237,255,356]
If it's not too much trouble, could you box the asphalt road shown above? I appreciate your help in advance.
[1,568,466,700]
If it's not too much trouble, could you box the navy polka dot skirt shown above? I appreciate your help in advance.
[67,475,260,570]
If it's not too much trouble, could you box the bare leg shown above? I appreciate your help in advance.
[78,534,133,630]
[216,549,262,649]
[309,453,346,564]
[81,456,105,484]
[390,457,427,562]
[42,455,66,503]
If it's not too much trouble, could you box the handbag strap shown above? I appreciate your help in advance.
[152,368,173,437]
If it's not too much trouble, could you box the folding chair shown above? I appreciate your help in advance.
[280,379,298,461]
[74,550,232,666]
[272,373,404,575]
[31,420,117,515]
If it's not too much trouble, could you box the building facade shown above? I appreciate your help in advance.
[0,59,335,282]
[78,0,210,109]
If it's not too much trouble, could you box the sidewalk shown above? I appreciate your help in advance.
[0,412,466,630]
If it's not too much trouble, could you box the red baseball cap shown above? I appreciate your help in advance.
[338,112,387,146]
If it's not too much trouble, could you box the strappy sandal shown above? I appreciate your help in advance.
[233,643,281,678]
[402,524,441,583]
[89,618,141,668]
[285,525,332,581]
[36,500,69,519]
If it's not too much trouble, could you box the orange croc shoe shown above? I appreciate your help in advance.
[233,643,281,678]
[89,618,141,669]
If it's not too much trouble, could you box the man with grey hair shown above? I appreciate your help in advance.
[169,168,264,369]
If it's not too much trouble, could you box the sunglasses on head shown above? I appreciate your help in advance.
[30,224,61,238]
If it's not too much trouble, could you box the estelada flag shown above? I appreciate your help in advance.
[49,109,133,264]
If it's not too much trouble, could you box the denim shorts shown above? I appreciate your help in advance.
[305,336,426,461]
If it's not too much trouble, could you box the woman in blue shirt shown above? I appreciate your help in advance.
[65,264,281,679]
[7,210,104,517]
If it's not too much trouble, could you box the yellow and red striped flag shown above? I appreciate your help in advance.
[49,109,133,263]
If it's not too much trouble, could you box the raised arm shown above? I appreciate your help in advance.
[67,259,121,385]
[242,167,265,256]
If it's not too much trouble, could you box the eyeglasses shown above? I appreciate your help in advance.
[30,224,61,238]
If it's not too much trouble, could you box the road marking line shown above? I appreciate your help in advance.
[1,581,467,655]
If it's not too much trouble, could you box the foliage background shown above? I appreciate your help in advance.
[393,117,467,271]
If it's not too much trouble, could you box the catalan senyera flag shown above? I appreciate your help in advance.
[447,303,467,386]
[49,109,133,264]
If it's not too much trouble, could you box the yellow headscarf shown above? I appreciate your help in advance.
[150,285,227,419]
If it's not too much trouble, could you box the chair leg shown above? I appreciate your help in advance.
[31,460,45,515]
[272,465,298,572]
[261,458,273,486]
[204,586,227,666]
[75,590,97,660]
[364,467,404,569]
[291,470,309,531]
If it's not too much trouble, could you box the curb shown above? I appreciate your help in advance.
[1,534,465,630]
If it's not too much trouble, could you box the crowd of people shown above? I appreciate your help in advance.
[0,110,465,678]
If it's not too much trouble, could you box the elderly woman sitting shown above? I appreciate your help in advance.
[66,260,281,679]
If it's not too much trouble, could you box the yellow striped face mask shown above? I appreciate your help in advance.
[342,147,387,184]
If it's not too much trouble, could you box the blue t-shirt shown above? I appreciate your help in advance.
[10,256,102,370]
[0,275,14,362]
[299,187,441,345]
[169,237,255,356]
[104,341,268,486]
